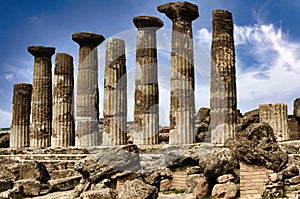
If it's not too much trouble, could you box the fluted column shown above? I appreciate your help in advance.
[10,83,32,148]
[72,32,105,146]
[103,38,127,145]
[294,97,300,119]
[210,10,237,145]
[259,103,288,142]
[158,2,198,144]
[52,53,75,147]
[132,16,163,145]
[28,46,55,148]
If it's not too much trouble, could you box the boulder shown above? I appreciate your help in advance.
[217,174,234,184]
[74,145,140,184]
[16,179,41,196]
[186,174,209,199]
[212,182,237,199]
[203,148,238,180]
[80,188,117,199]
[195,108,210,124]
[0,184,23,199]
[226,123,288,171]
[49,176,81,191]
[277,165,299,181]
[118,179,158,199]
[0,164,15,192]
[18,161,50,183]
[0,132,9,148]
[51,169,80,180]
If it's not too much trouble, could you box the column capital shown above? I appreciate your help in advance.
[72,32,105,48]
[133,16,164,30]
[157,1,199,22]
[27,46,55,58]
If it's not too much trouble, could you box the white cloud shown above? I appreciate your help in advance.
[0,109,11,128]
[196,23,300,114]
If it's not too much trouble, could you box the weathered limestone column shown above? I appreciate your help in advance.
[158,2,198,144]
[294,97,300,119]
[133,16,163,145]
[103,38,127,145]
[210,10,237,145]
[72,32,104,146]
[52,53,75,147]
[259,103,288,141]
[28,46,55,148]
[10,83,32,148]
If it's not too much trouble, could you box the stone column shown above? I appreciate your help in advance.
[158,2,199,144]
[10,83,32,148]
[28,46,55,148]
[294,97,300,119]
[72,32,105,146]
[259,103,288,142]
[52,53,75,147]
[132,16,163,145]
[210,10,237,145]
[103,38,127,145]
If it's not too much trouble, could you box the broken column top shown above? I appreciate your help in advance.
[55,53,73,75]
[27,46,56,57]
[133,16,164,29]
[294,97,300,118]
[72,32,105,48]
[212,9,233,34]
[157,1,199,21]
[14,83,32,90]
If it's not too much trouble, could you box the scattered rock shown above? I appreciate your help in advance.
[212,182,237,199]
[195,108,210,124]
[16,179,41,196]
[217,174,234,184]
[51,169,80,180]
[49,176,81,191]
[203,148,238,179]
[80,187,117,199]
[18,161,50,183]
[277,165,299,181]
[0,133,9,148]
[186,174,209,199]
[0,184,23,199]
[118,179,158,199]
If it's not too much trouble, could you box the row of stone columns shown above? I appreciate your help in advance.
[9,1,247,148]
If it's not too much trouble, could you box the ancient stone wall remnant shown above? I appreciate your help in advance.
[259,103,289,141]
[72,32,104,146]
[133,16,163,145]
[52,53,75,147]
[158,2,199,144]
[28,46,55,148]
[210,10,237,145]
[103,38,127,145]
[10,83,32,148]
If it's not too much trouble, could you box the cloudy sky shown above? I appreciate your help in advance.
[0,0,300,127]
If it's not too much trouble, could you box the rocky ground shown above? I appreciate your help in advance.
[0,122,299,198]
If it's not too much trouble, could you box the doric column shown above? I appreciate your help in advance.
[72,32,105,146]
[259,103,288,142]
[10,83,32,148]
[132,16,163,145]
[52,53,75,147]
[103,38,127,145]
[28,46,55,148]
[158,2,199,144]
[210,10,237,145]
[294,97,300,119]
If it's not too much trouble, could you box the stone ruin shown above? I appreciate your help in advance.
[1,1,300,199]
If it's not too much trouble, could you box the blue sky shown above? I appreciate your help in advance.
[1,0,300,127]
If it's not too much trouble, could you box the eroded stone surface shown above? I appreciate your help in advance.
[210,10,237,145]
[10,83,32,148]
[103,38,127,145]
[28,46,55,148]
[52,53,75,147]
[73,32,104,147]
[158,2,198,144]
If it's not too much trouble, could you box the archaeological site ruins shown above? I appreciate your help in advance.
[1,1,299,199]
